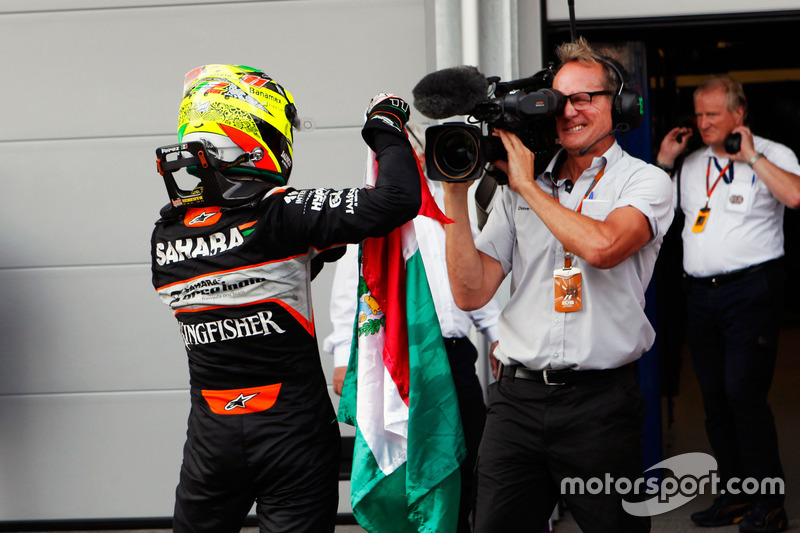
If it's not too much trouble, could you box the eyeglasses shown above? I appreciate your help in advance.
[564,90,613,110]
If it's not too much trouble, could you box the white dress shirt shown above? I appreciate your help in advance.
[677,135,800,277]
[475,143,674,371]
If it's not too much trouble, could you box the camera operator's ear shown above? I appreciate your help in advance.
[600,56,643,132]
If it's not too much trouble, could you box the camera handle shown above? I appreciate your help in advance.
[475,171,504,230]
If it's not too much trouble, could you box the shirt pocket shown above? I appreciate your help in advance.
[581,199,613,221]
[724,180,754,215]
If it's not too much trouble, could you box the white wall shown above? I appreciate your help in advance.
[546,0,800,20]
[0,0,430,522]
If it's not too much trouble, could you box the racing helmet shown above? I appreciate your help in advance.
[156,64,299,208]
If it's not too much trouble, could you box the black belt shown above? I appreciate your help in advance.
[687,258,779,288]
[500,363,634,386]
[442,336,468,347]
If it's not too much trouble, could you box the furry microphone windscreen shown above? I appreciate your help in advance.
[412,65,489,120]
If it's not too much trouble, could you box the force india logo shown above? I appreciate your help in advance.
[169,276,266,305]
[155,226,250,266]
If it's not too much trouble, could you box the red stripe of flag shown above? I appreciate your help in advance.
[361,227,410,406]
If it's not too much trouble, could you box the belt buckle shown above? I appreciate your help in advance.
[542,369,565,386]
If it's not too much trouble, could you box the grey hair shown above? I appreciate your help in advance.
[695,74,748,119]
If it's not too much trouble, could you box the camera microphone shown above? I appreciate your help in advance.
[579,128,618,156]
[412,65,489,119]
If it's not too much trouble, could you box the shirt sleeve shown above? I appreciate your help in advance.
[475,185,516,274]
[615,163,675,245]
[759,136,800,176]
[466,215,500,343]
[468,301,500,344]
[322,244,360,368]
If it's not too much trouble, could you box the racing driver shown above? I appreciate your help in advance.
[150,64,420,532]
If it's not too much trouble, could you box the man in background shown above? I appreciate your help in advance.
[657,74,799,533]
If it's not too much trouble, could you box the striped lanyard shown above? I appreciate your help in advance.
[704,157,733,208]
[551,165,606,212]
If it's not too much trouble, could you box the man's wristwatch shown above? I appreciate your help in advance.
[655,161,674,173]
[747,152,765,167]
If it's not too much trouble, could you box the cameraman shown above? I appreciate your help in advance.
[442,37,673,532]
[656,75,799,532]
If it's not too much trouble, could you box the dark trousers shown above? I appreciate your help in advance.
[472,363,649,533]
[686,260,785,502]
[444,336,487,533]
[174,387,340,533]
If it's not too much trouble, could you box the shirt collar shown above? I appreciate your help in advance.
[542,142,621,187]
[699,144,732,163]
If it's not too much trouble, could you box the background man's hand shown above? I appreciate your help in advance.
[657,126,693,168]
[333,366,347,396]
[489,341,500,379]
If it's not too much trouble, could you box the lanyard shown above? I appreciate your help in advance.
[550,164,606,268]
[551,165,606,211]
[705,157,732,207]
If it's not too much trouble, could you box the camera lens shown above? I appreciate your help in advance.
[434,128,480,179]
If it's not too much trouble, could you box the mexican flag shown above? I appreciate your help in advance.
[337,147,465,532]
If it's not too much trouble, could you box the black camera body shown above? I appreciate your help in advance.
[424,68,564,184]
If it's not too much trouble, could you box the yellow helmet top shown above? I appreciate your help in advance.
[177,64,298,185]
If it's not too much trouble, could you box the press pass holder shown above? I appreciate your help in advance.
[554,252,582,312]
[693,157,731,233]
[692,207,710,233]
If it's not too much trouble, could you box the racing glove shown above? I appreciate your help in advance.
[361,93,411,151]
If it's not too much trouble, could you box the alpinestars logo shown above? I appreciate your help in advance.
[192,211,215,223]
[224,392,259,411]
[185,207,222,227]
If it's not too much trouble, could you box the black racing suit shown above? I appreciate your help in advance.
[150,132,421,533]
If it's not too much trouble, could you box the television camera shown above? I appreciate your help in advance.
[412,65,565,184]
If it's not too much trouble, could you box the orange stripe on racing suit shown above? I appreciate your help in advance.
[202,383,282,415]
